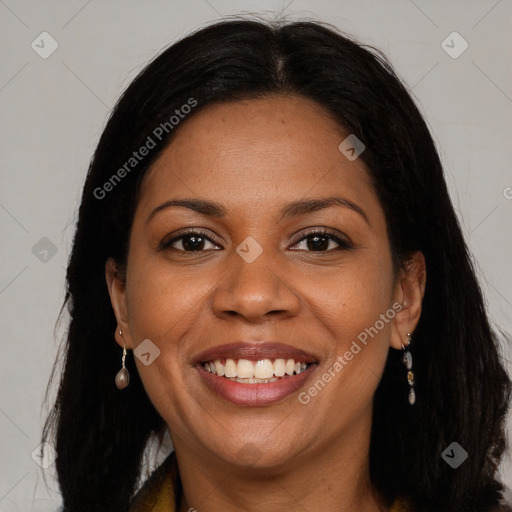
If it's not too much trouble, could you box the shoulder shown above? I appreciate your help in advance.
[128,451,180,512]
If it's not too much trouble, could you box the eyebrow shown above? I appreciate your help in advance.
[146,196,369,225]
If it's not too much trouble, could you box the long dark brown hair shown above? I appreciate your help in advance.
[43,18,511,512]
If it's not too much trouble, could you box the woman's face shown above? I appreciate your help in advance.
[108,95,416,469]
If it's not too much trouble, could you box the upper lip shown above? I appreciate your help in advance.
[193,342,318,364]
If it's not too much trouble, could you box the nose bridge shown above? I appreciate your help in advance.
[211,239,300,321]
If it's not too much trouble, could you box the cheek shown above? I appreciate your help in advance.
[123,257,211,424]
[125,256,213,342]
[332,255,395,391]
[122,258,204,392]
[295,250,394,347]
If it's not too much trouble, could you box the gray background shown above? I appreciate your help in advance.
[1,0,511,509]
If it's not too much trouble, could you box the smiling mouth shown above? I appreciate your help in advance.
[201,358,312,383]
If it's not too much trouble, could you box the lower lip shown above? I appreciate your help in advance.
[196,364,318,406]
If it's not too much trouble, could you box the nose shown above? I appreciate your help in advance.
[211,246,301,323]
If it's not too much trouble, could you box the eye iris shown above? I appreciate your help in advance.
[183,235,205,251]
[176,233,338,251]
[307,235,329,251]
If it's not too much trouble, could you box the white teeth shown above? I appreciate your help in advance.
[231,377,279,383]
[274,358,286,377]
[214,359,224,376]
[203,357,311,380]
[224,359,236,377]
[237,359,254,378]
[254,359,273,379]
[224,359,237,378]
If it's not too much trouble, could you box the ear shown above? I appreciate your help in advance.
[390,251,426,350]
[105,257,133,350]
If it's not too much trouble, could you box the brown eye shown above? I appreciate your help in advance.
[161,230,222,252]
[305,234,331,251]
[291,230,352,252]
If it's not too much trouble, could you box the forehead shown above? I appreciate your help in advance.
[137,95,378,221]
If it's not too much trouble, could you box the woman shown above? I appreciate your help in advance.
[42,18,512,512]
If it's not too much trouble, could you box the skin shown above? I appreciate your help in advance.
[106,95,426,512]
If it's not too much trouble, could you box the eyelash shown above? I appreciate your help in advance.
[160,228,352,253]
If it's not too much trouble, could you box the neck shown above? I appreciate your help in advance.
[173,410,385,512]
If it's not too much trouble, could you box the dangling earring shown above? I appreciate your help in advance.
[401,332,415,405]
[115,329,130,390]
